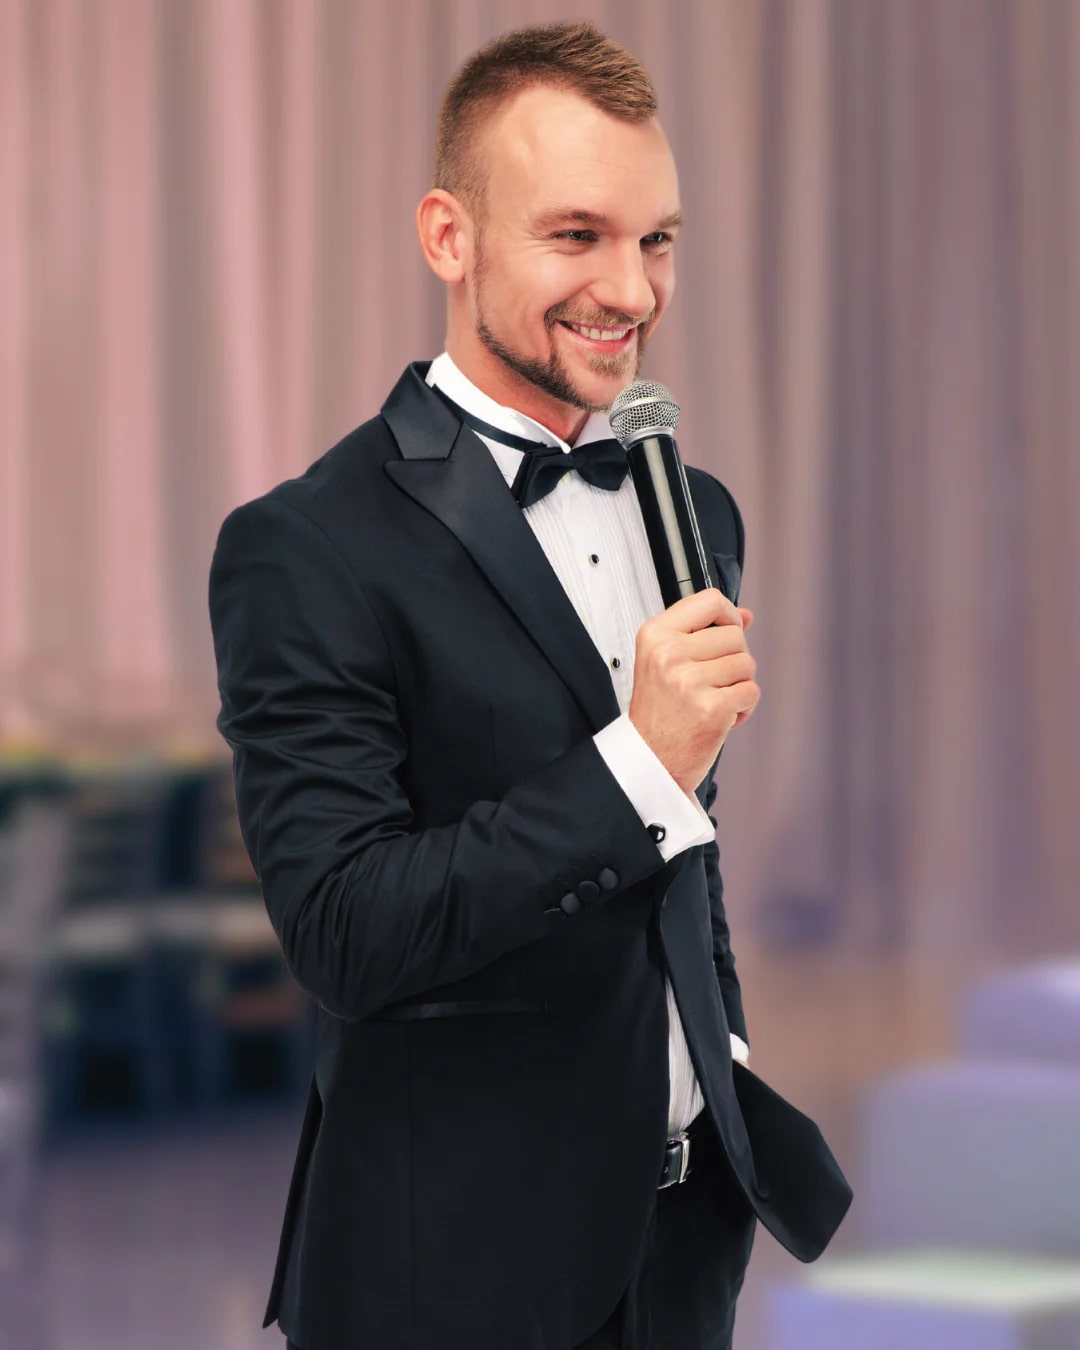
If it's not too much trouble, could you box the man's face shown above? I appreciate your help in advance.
[458,85,681,419]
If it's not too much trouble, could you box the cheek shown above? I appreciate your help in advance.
[530,255,591,312]
[651,262,676,317]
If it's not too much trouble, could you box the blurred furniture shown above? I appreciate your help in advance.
[0,754,314,1126]
[42,772,173,1124]
[0,799,71,1346]
[960,960,1080,1066]
[768,959,1080,1348]
[768,1249,1080,1350]
[856,1060,1080,1252]
[152,765,314,1108]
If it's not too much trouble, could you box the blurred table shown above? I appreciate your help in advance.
[769,1249,1080,1350]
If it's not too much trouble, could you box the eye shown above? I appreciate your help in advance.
[554,229,597,243]
[642,231,674,251]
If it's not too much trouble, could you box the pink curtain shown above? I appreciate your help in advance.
[2,0,1078,954]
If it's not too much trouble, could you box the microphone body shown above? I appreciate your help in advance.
[625,432,712,608]
[610,384,714,608]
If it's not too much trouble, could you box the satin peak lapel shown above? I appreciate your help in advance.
[710,552,742,606]
[381,364,620,735]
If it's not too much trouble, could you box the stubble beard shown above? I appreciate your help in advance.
[472,238,651,413]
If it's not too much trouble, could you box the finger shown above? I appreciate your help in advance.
[725,683,760,723]
[679,623,749,661]
[651,587,742,635]
[738,606,754,631]
[730,683,762,727]
[692,652,757,692]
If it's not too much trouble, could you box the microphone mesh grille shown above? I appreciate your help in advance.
[609,380,681,443]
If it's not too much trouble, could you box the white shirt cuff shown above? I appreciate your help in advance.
[593,714,715,862]
[730,1034,750,1065]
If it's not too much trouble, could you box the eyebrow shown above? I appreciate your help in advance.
[533,208,685,233]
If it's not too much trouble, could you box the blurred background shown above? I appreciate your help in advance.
[2,0,1079,1346]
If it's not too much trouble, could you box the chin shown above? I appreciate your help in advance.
[576,364,636,408]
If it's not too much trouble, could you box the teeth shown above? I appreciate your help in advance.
[568,323,630,342]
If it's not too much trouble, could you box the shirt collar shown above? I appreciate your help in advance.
[425,352,615,454]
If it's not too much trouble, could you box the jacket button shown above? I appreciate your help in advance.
[647,822,667,845]
[559,892,583,916]
[576,880,600,904]
[597,867,619,891]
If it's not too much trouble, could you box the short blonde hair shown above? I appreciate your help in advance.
[433,20,658,215]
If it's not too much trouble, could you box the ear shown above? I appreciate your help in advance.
[416,189,472,284]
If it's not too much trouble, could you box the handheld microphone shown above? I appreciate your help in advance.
[610,381,713,608]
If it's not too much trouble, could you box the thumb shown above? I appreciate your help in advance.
[738,606,754,631]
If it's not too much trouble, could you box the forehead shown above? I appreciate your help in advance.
[477,84,679,226]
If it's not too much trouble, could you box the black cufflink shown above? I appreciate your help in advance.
[647,823,667,845]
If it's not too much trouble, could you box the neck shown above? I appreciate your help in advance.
[445,335,591,445]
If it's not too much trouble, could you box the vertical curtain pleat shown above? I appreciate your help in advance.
[275,0,321,481]
[1015,0,1080,946]
[745,1,842,940]
[96,0,170,724]
[30,0,98,734]
[202,0,273,508]
[0,0,31,735]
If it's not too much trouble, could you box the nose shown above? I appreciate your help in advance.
[590,240,655,323]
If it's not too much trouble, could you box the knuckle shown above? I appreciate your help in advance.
[656,642,681,677]
[675,663,699,698]
[704,688,728,723]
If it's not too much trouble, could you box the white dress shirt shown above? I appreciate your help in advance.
[426,354,749,1134]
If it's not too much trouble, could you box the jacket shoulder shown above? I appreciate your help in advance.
[217,412,396,542]
[272,413,395,515]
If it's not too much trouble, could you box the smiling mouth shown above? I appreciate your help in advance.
[559,321,636,343]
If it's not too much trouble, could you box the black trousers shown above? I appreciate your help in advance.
[577,1111,756,1350]
[286,1114,756,1350]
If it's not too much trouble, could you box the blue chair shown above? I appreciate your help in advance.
[960,960,1080,1066]
[151,764,314,1110]
[42,772,173,1125]
[0,799,70,1344]
[857,1060,1080,1252]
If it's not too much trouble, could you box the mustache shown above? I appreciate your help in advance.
[546,305,654,331]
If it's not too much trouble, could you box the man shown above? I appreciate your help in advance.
[209,20,851,1350]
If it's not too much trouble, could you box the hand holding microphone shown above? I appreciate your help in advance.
[610,381,760,794]
[627,589,759,794]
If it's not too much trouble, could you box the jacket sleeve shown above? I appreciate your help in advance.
[208,494,667,1022]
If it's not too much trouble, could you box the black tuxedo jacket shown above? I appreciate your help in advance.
[209,363,852,1350]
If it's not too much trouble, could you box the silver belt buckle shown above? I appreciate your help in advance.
[659,1131,691,1189]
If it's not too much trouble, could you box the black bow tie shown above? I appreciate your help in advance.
[433,386,629,508]
[510,439,629,508]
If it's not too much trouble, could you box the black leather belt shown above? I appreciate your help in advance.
[658,1111,712,1189]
